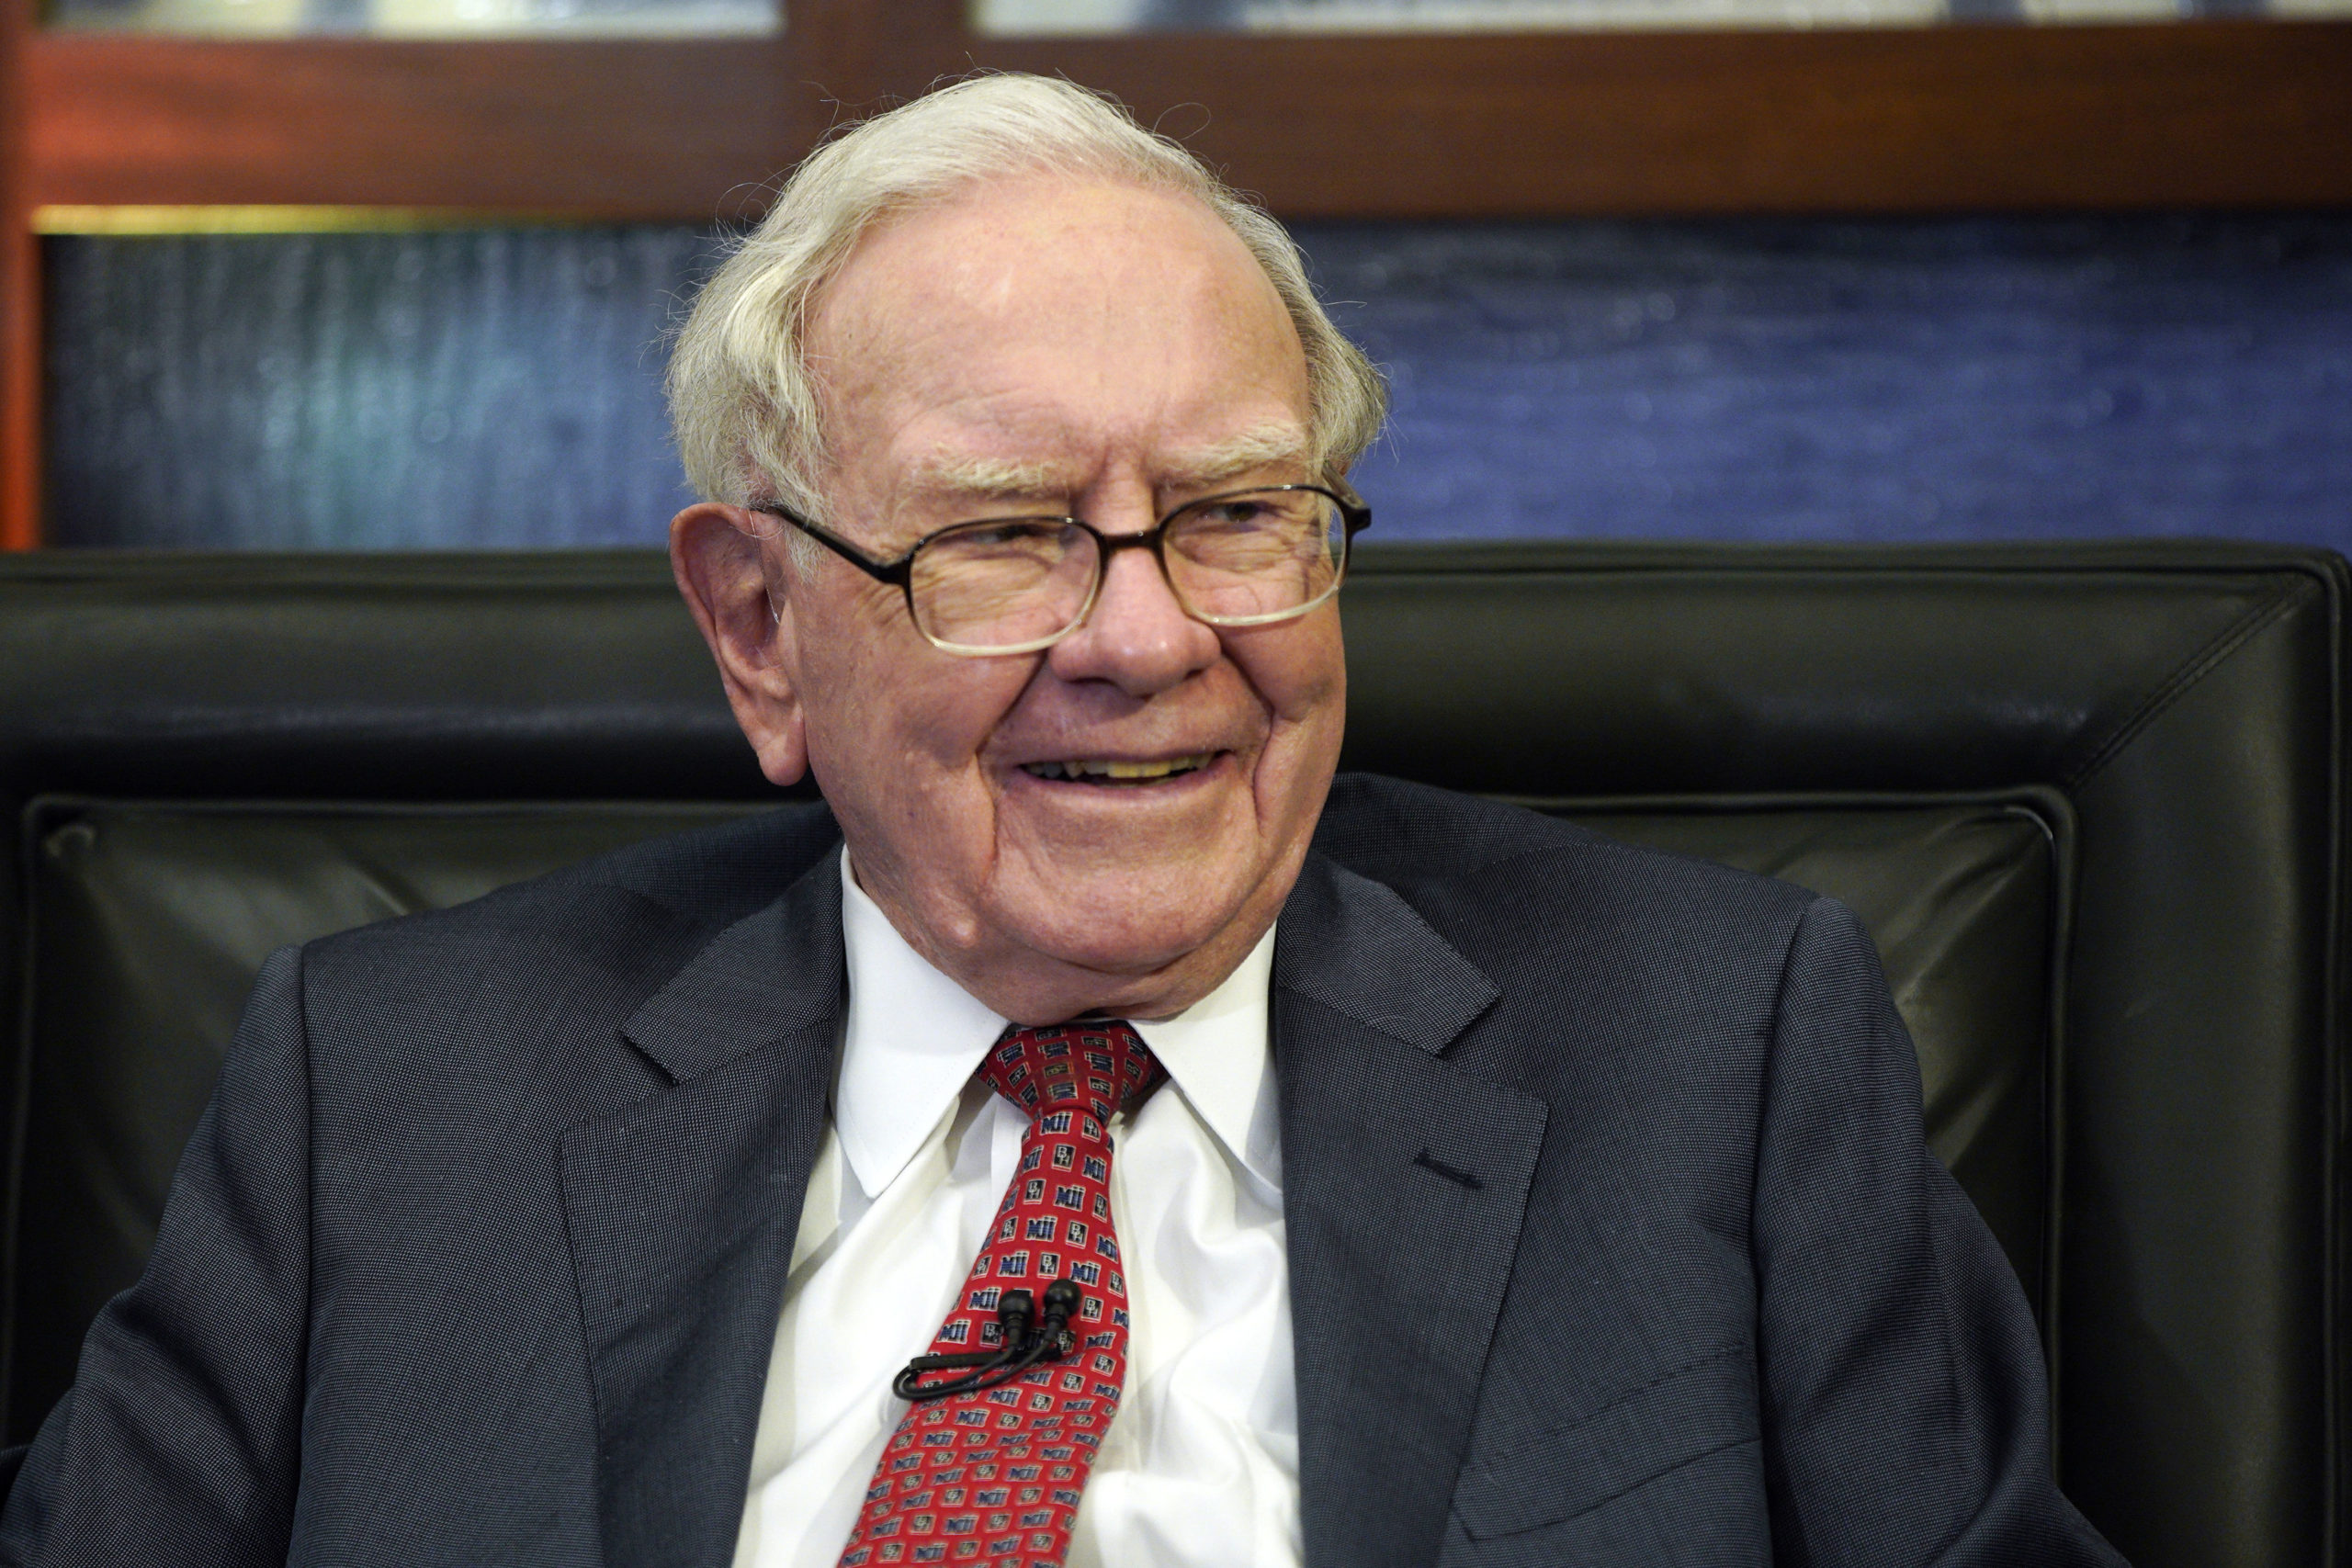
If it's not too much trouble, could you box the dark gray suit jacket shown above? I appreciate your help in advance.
[0,774,2123,1566]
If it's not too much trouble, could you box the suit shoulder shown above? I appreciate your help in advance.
[298,802,840,1021]
[1315,772,1816,930]
[276,802,842,1139]
[1313,777,1829,1104]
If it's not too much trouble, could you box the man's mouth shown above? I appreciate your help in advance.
[1019,753,1216,785]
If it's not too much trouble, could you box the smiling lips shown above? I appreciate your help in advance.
[1020,752,1217,784]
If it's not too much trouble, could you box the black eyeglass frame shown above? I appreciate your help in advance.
[748,482,1374,656]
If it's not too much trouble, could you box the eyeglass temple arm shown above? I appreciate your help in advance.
[1329,480,1372,536]
[748,504,912,587]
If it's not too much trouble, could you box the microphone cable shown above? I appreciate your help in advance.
[892,1279,1085,1403]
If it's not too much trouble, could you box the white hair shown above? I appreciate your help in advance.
[666,73,1386,547]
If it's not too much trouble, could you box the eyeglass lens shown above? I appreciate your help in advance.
[907,489,1348,652]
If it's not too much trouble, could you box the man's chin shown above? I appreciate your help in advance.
[1017,912,1225,986]
[986,887,1268,1017]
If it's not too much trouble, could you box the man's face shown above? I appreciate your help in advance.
[674,176,1347,1023]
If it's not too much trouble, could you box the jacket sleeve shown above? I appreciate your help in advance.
[0,944,311,1567]
[1751,897,2127,1567]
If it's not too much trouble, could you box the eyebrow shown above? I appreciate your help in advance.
[1163,424,1314,489]
[904,451,1077,502]
[903,423,1314,512]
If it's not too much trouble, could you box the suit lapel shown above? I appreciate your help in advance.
[1276,852,1548,1568]
[560,849,846,1568]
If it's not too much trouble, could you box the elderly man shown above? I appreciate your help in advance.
[2,75,2120,1568]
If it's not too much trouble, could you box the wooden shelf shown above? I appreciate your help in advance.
[4,0,34,550]
[21,9,2352,220]
[1002,19,2352,216]
[25,34,812,219]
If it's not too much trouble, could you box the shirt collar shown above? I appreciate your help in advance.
[1130,926,1281,1192]
[834,847,1282,1199]
[835,850,1010,1200]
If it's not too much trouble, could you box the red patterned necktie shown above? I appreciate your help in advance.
[837,1021,1163,1568]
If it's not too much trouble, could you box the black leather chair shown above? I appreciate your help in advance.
[1,542,2343,1568]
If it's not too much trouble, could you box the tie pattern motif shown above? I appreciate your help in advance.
[838,1021,1161,1568]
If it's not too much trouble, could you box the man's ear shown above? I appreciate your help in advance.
[670,502,808,787]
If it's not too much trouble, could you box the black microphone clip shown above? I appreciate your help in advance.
[891,1279,1086,1403]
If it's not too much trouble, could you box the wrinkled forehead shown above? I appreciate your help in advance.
[803,176,1311,503]
[814,172,1292,335]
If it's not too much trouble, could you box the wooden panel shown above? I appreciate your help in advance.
[25,35,817,219]
[979,17,2352,215]
[22,9,2352,219]
[3,0,35,549]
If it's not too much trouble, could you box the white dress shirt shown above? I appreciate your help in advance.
[733,851,1300,1568]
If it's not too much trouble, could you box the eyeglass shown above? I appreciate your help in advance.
[751,483,1372,657]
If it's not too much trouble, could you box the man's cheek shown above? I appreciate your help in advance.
[1229,626,1342,723]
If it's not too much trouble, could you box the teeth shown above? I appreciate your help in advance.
[1023,753,1213,784]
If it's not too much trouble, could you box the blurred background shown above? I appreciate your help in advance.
[0,0,2346,551]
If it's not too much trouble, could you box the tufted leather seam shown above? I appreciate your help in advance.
[2062,576,2319,793]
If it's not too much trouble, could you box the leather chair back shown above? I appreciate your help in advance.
[2,543,2343,1568]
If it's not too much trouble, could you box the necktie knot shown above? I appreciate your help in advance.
[842,1020,1158,1568]
[980,1021,1161,1131]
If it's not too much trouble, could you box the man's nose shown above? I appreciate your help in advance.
[1044,536,1222,696]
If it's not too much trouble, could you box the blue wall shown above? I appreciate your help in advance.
[46,227,714,548]
[1315,216,2352,544]
[42,214,2352,550]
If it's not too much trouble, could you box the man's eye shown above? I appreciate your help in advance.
[1198,501,1271,528]
[956,524,1056,552]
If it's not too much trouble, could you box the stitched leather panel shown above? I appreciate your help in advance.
[0,541,2339,1567]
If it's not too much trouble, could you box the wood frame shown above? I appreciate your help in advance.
[4,0,2351,545]
[25,8,2352,218]
[3,0,35,551]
